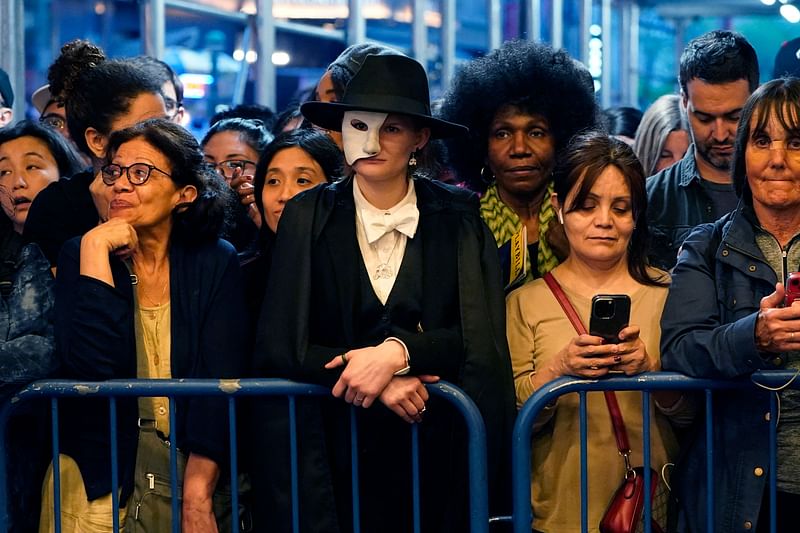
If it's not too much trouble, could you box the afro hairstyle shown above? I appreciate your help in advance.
[438,40,600,192]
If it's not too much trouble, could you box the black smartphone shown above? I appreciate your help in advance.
[589,294,631,344]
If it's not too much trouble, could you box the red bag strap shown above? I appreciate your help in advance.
[542,272,631,456]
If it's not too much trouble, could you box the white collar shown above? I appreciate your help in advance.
[353,176,419,243]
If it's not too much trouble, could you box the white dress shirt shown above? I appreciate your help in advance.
[353,176,419,305]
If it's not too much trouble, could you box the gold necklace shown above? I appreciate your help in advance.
[131,259,170,307]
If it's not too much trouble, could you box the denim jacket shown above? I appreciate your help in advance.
[646,146,715,271]
[660,205,786,532]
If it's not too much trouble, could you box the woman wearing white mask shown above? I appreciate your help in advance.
[249,54,515,533]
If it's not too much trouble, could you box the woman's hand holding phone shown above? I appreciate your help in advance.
[551,334,623,379]
[606,325,659,375]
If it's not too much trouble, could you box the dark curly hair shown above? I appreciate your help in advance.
[64,59,163,159]
[104,118,236,245]
[438,40,600,192]
[47,39,106,105]
[553,131,667,286]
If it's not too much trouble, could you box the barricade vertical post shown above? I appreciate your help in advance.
[288,395,299,533]
[411,423,421,533]
[705,389,714,533]
[52,398,62,533]
[350,406,361,533]
[769,393,778,533]
[642,391,652,533]
[579,391,588,533]
[109,397,119,533]
[0,401,11,531]
[169,396,179,533]
[228,397,240,533]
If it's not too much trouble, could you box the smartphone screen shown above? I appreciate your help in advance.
[589,294,631,344]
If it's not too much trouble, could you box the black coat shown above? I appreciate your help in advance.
[55,236,249,503]
[250,177,515,532]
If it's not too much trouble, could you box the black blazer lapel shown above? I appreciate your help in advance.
[319,180,359,344]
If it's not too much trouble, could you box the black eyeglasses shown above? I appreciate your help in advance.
[101,163,171,186]
[40,114,66,130]
[211,159,256,179]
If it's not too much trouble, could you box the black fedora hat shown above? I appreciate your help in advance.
[302,54,467,139]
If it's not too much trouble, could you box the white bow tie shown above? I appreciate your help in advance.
[362,202,419,243]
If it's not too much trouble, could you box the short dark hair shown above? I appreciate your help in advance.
[65,59,163,158]
[438,40,600,192]
[253,128,343,223]
[679,30,760,95]
[128,55,184,106]
[603,106,643,139]
[732,77,800,198]
[210,104,276,130]
[0,120,84,178]
[553,131,667,286]
[201,118,274,156]
[105,118,236,244]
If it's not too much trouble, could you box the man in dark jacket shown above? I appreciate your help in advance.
[646,30,759,271]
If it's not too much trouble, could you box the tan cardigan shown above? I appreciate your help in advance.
[506,269,678,533]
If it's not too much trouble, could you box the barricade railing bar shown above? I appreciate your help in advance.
[511,370,800,533]
[0,378,488,533]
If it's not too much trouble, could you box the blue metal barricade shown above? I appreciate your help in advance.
[510,370,800,533]
[0,378,488,533]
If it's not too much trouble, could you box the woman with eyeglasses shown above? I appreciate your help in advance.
[202,118,273,255]
[42,118,248,533]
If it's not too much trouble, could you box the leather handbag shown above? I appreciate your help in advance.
[542,273,668,533]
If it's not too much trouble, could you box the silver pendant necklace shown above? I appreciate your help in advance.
[373,232,400,280]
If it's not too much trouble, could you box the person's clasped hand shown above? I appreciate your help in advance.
[756,282,800,353]
[324,340,408,408]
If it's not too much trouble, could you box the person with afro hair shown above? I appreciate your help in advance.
[438,40,600,291]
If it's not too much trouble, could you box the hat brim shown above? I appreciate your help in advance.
[301,101,467,139]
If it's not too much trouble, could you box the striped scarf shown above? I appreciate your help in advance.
[480,182,560,279]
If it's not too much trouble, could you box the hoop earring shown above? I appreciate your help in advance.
[409,150,418,167]
[480,166,494,184]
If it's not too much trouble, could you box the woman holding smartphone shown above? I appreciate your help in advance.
[506,132,685,532]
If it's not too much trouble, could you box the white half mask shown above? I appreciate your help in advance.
[342,110,388,166]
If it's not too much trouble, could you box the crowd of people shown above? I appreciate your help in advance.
[0,26,799,533]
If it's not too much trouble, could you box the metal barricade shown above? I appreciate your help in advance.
[0,378,488,533]
[510,370,800,533]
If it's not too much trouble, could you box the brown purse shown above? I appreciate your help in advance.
[542,273,667,533]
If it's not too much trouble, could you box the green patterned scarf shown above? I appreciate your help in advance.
[480,182,560,280]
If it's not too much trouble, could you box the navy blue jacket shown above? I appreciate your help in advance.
[55,236,249,503]
[660,205,786,532]
[646,146,715,271]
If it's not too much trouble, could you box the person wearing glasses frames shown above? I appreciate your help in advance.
[44,118,247,532]
[128,56,185,125]
[202,118,273,254]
